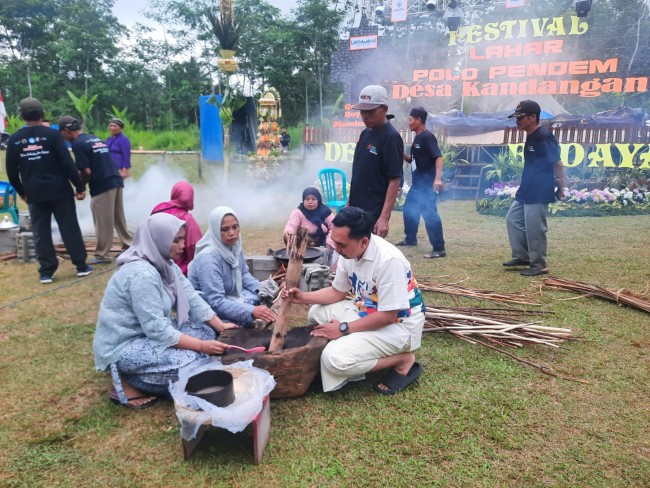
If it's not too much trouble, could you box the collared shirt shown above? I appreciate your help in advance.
[106,132,131,169]
[332,235,424,318]
[516,126,560,204]
[331,235,425,348]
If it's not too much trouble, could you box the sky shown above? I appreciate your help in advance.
[113,0,299,27]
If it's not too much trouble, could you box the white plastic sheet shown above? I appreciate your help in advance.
[170,357,276,440]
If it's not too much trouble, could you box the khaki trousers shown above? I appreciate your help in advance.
[91,187,132,259]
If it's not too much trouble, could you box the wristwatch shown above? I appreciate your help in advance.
[339,321,350,335]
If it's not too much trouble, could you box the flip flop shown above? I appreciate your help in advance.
[373,362,424,396]
[109,390,159,410]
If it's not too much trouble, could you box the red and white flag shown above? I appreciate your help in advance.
[0,89,7,133]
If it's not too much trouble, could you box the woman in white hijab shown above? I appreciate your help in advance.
[93,213,237,409]
[189,206,276,327]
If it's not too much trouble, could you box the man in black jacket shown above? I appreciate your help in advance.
[5,98,92,283]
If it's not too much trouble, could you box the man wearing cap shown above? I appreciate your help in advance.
[5,98,92,284]
[504,100,565,276]
[396,106,446,258]
[349,85,404,238]
[106,118,131,179]
[59,116,132,265]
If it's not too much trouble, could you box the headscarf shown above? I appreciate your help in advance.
[116,213,190,324]
[194,206,244,300]
[298,187,332,246]
[151,182,203,275]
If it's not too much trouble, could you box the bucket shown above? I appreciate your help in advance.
[186,370,235,407]
[19,211,31,232]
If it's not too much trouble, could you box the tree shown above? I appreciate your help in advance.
[294,0,348,121]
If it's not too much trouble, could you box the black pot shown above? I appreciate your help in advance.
[186,370,235,407]
[268,247,324,264]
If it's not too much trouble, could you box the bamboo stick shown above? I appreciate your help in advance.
[268,227,308,352]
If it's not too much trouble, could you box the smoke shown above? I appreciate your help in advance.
[61,153,331,242]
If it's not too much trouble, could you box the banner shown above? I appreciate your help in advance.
[391,0,408,23]
[349,35,378,51]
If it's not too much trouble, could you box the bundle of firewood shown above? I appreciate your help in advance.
[422,305,586,382]
[541,277,650,314]
[423,306,574,349]
[418,279,541,306]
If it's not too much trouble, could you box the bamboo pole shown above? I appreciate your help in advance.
[268,227,308,352]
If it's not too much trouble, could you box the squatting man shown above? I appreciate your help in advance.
[283,207,425,395]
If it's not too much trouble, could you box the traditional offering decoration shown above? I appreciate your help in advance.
[256,88,282,156]
[207,0,241,72]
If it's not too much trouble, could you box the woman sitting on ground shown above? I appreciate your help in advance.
[189,206,276,327]
[151,181,202,275]
[93,213,237,409]
[284,187,335,249]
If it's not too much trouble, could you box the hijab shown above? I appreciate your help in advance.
[151,182,203,275]
[298,187,332,245]
[194,206,244,300]
[116,213,190,324]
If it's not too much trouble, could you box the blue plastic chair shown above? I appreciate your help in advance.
[318,168,348,213]
[0,181,19,224]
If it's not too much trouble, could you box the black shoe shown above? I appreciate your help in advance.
[424,250,446,259]
[395,239,417,247]
[520,268,549,276]
[503,258,530,267]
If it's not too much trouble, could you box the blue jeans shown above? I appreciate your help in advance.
[403,185,445,251]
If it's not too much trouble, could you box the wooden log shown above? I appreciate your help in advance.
[269,227,308,352]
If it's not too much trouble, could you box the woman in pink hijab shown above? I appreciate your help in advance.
[151,181,203,275]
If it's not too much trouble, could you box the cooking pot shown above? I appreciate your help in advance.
[268,247,324,264]
[186,370,235,407]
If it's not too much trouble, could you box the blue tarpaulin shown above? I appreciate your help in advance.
[199,95,224,162]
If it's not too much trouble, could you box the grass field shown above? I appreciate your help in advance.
[0,155,649,487]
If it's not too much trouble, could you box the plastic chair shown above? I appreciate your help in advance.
[318,168,347,213]
[0,181,19,224]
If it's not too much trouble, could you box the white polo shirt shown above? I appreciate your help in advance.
[332,234,425,348]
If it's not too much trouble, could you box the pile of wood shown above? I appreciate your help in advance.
[422,305,585,382]
[418,279,541,306]
[423,306,573,348]
[542,277,650,314]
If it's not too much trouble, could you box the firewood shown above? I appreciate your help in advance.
[269,227,308,352]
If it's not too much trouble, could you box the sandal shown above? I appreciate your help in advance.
[109,389,159,410]
[373,362,424,395]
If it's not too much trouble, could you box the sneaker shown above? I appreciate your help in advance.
[77,265,94,277]
[424,250,446,259]
[39,275,54,284]
[503,258,531,267]
[88,257,112,265]
[395,239,417,247]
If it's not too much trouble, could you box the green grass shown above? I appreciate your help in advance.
[0,172,649,486]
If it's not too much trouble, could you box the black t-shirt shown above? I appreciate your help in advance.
[516,126,560,204]
[280,133,290,148]
[5,125,85,203]
[71,133,123,197]
[349,122,404,216]
[410,129,442,188]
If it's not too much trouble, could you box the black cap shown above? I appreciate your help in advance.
[58,115,82,131]
[508,100,541,118]
[19,98,44,119]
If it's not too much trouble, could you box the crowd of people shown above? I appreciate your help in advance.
[4,87,565,408]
